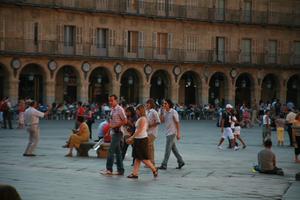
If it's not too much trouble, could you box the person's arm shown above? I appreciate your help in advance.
[148,112,160,129]
[292,124,298,148]
[221,117,225,133]
[129,118,146,140]
[273,153,276,168]
[175,119,181,140]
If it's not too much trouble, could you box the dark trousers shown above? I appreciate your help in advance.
[86,120,93,139]
[2,111,12,129]
[106,131,124,173]
[254,165,284,176]
[287,124,293,146]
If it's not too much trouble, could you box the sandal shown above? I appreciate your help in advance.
[127,173,138,179]
[153,168,158,178]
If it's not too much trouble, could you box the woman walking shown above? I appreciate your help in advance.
[126,104,158,179]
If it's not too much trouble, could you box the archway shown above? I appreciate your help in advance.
[88,67,112,104]
[120,68,141,104]
[178,71,201,105]
[261,74,280,103]
[235,73,254,108]
[19,63,45,103]
[55,65,80,103]
[0,63,9,100]
[209,72,228,107]
[150,70,171,104]
[287,74,300,108]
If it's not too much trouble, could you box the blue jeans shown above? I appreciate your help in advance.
[106,131,124,173]
[161,134,184,168]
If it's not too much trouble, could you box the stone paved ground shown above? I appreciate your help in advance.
[0,120,299,200]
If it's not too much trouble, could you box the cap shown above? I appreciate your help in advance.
[226,104,233,109]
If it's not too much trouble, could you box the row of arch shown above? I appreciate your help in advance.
[0,63,299,107]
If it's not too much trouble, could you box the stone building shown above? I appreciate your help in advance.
[0,0,299,108]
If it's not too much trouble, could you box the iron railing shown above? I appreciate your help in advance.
[1,0,299,27]
[0,38,299,66]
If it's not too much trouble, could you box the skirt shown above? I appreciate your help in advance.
[132,137,149,160]
[295,136,300,156]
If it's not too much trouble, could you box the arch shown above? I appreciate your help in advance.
[0,63,9,100]
[235,73,255,108]
[150,69,171,104]
[18,63,46,103]
[286,74,300,108]
[208,72,229,107]
[261,73,280,103]
[55,65,81,103]
[120,68,143,104]
[88,66,113,104]
[178,70,202,105]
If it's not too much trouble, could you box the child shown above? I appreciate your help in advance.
[275,113,285,146]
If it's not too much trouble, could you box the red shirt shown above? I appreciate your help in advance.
[77,106,85,117]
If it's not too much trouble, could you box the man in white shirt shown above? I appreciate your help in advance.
[158,99,185,170]
[23,101,48,156]
[146,98,161,165]
[286,109,297,146]
[262,110,271,145]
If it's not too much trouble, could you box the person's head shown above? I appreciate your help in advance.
[146,98,156,110]
[264,139,272,148]
[77,116,85,124]
[295,113,300,121]
[265,110,270,115]
[77,101,82,107]
[136,104,146,117]
[226,104,233,111]
[109,94,118,107]
[29,101,37,108]
[163,99,174,110]
[125,106,136,117]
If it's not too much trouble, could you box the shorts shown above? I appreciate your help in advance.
[234,126,241,136]
[277,127,284,142]
[222,127,234,139]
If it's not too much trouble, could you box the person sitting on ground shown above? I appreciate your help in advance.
[63,116,90,157]
[254,139,284,176]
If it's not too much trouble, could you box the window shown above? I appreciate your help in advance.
[186,35,200,52]
[294,41,300,64]
[157,32,168,55]
[268,40,277,63]
[96,28,108,48]
[241,39,252,63]
[34,22,38,45]
[216,0,225,21]
[158,0,165,11]
[128,31,138,53]
[244,0,252,23]
[64,26,75,47]
[216,37,225,62]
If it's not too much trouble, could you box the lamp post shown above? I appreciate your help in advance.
[157,76,162,86]
[241,79,246,88]
[28,74,34,81]
[215,79,220,87]
[97,75,102,84]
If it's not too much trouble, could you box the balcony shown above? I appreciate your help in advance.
[1,0,299,28]
[0,38,299,67]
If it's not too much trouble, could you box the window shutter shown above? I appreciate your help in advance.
[0,18,5,50]
[252,38,257,63]
[152,32,157,48]
[138,31,144,48]
[24,21,33,40]
[225,37,230,62]
[123,30,128,54]
[277,40,281,64]
[168,32,173,49]
[109,29,114,46]
[38,23,42,41]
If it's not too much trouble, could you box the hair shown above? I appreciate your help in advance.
[77,116,85,123]
[78,101,82,106]
[125,106,136,116]
[29,101,36,107]
[136,104,146,117]
[164,99,174,108]
[109,94,118,101]
[265,110,270,114]
[295,113,300,121]
[264,139,272,148]
[146,98,156,109]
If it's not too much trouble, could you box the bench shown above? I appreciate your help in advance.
[76,141,96,157]
[97,142,111,158]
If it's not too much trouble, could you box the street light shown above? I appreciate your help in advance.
[64,74,69,83]
[241,79,246,88]
[186,77,192,87]
[215,79,220,87]
[97,75,102,84]
[292,80,297,89]
[157,77,162,86]
[266,80,272,89]
[128,76,133,85]
[28,74,34,81]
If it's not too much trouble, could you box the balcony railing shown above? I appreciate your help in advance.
[1,0,299,27]
[0,38,299,66]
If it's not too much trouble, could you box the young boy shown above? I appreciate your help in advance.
[275,113,286,146]
[254,139,284,176]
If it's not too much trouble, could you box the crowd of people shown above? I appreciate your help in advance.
[1,95,300,178]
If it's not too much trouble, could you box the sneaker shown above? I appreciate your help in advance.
[158,166,167,170]
[234,146,240,151]
[242,145,247,149]
[176,162,185,169]
[100,170,113,175]
[217,145,223,150]
[127,174,138,179]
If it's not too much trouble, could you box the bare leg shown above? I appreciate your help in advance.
[236,135,246,147]
[142,160,156,172]
[132,159,141,175]
[217,138,224,146]
[65,147,73,157]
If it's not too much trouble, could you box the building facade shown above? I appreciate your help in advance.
[0,0,299,108]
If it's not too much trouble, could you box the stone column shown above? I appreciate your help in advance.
[171,82,179,104]
[79,79,89,103]
[8,78,19,105]
[201,82,209,105]
[279,80,287,104]
[141,82,150,103]
[254,85,262,106]
[112,80,120,98]
[227,79,235,106]
[45,80,55,105]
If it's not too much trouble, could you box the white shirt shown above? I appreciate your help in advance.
[24,107,45,126]
[134,117,148,139]
[163,108,179,136]
[146,108,160,137]
[263,115,270,125]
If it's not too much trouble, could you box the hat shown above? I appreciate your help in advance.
[226,104,233,109]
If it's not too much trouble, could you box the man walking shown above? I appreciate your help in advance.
[286,109,296,146]
[1,97,12,129]
[146,98,160,165]
[158,99,185,170]
[262,110,272,144]
[101,95,127,175]
[23,101,48,156]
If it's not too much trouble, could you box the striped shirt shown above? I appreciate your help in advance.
[110,104,126,128]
